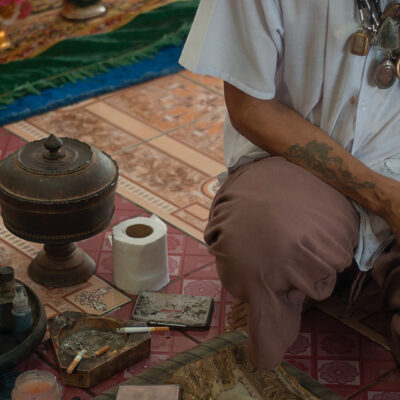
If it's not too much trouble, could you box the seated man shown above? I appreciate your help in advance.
[179,0,400,371]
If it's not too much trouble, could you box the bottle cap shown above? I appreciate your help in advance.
[0,266,14,284]
[12,285,30,314]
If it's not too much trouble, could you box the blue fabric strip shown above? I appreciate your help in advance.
[0,46,183,126]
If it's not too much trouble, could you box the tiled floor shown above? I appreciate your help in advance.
[1,71,400,399]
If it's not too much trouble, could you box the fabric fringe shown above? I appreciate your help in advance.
[0,22,190,106]
[0,0,198,110]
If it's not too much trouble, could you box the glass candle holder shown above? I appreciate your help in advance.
[11,370,62,400]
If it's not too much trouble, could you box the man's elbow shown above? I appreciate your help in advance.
[224,81,250,134]
[223,81,275,136]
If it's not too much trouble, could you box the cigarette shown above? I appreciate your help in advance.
[116,326,170,334]
[109,350,117,356]
[66,349,87,374]
[95,345,110,357]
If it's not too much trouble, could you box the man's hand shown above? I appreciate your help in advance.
[224,82,400,240]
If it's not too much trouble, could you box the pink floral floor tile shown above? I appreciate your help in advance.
[182,278,222,301]
[184,236,210,255]
[160,278,183,295]
[317,332,359,358]
[318,359,361,386]
[168,233,187,254]
[0,130,26,160]
[286,333,312,357]
[168,255,183,278]
[283,309,399,398]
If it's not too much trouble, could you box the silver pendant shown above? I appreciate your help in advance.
[377,17,400,50]
[375,58,397,88]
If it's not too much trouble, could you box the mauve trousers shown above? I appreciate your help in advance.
[204,157,360,371]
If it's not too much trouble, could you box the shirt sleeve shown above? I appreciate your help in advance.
[179,0,284,100]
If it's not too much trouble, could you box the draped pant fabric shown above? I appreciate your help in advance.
[204,157,361,370]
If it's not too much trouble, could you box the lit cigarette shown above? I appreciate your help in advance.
[109,350,117,356]
[95,345,110,357]
[66,349,87,374]
[116,326,170,334]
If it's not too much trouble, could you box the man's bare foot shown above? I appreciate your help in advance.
[226,300,250,335]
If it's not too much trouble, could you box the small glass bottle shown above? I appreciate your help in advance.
[11,370,62,400]
[12,284,32,341]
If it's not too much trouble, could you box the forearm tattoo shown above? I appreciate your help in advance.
[285,140,376,191]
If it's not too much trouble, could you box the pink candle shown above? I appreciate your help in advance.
[12,370,61,400]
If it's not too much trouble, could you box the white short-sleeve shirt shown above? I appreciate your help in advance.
[179,0,400,271]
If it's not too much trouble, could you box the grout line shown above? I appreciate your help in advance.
[179,329,202,345]
[178,73,224,97]
[346,367,400,399]
[182,260,215,278]
[110,109,224,157]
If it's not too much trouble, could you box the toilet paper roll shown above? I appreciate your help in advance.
[111,215,169,294]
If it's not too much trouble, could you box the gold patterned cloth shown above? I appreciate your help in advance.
[168,345,320,400]
[2,0,176,63]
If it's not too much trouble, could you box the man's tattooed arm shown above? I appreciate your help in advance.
[224,82,397,219]
[285,140,376,192]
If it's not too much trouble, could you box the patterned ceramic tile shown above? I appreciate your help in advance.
[183,260,218,279]
[168,110,225,164]
[114,141,219,208]
[184,236,210,255]
[286,333,312,357]
[316,293,390,351]
[104,74,226,132]
[349,370,400,399]
[182,278,222,301]
[284,310,398,398]
[114,140,223,241]
[28,107,141,154]
[0,129,26,160]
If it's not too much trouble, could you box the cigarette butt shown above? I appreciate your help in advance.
[109,350,117,356]
[116,326,170,334]
[66,349,87,374]
[95,345,110,357]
